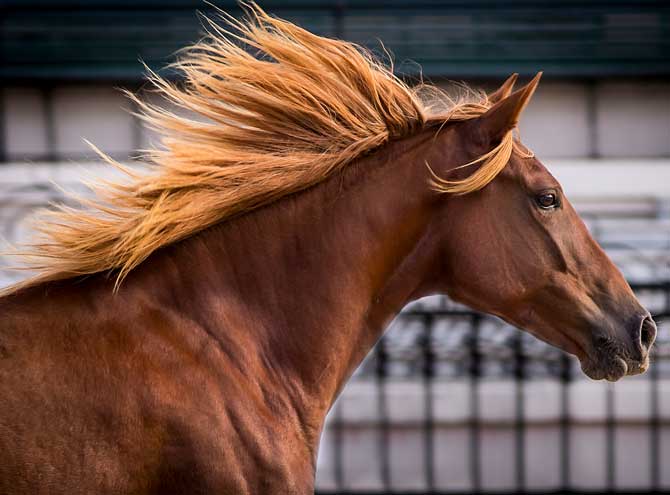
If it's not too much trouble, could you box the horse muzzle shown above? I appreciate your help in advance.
[580,314,657,382]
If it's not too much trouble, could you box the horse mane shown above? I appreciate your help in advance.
[4,3,516,294]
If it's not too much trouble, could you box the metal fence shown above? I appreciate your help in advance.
[315,282,670,494]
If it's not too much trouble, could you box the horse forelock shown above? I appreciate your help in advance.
[4,2,514,295]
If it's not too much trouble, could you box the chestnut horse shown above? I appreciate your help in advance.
[0,5,656,494]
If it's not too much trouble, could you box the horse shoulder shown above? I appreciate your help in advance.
[0,288,314,494]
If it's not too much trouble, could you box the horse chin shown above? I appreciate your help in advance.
[580,355,649,382]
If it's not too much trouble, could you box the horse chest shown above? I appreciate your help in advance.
[150,405,315,495]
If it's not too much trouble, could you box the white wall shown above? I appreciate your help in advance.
[3,80,670,162]
[519,83,592,158]
[518,81,670,159]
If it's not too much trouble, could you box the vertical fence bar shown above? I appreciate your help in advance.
[649,339,660,491]
[130,94,144,159]
[469,314,482,493]
[0,86,6,164]
[332,400,344,491]
[559,353,572,492]
[653,281,670,490]
[423,313,435,491]
[606,384,616,491]
[42,86,57,163]
[586,79,600,159]
[376,339,391,491]
[513,331,526,491]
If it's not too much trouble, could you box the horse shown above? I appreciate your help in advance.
[0,4,656,494]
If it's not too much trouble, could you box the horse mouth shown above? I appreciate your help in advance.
[580,354,649,382]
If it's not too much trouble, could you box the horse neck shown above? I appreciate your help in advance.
[134,129,442,429]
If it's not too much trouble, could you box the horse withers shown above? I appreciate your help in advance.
[0,5,655,494]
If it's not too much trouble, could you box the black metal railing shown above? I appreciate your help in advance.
[316,281,670,494]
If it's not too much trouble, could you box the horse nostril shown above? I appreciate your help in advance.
[639,315,657,353]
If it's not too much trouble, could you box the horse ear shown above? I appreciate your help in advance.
[488,73,518,103]
[477,72,542,141]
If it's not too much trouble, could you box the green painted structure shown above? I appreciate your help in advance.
[1,1,669,80]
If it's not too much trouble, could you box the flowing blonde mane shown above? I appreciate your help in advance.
[5,3,517,294]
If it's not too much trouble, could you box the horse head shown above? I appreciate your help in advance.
[426,74,656,381]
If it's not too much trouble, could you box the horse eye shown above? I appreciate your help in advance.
[536,192,558,209]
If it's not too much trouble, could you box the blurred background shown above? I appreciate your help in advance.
[1,1,669,493]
